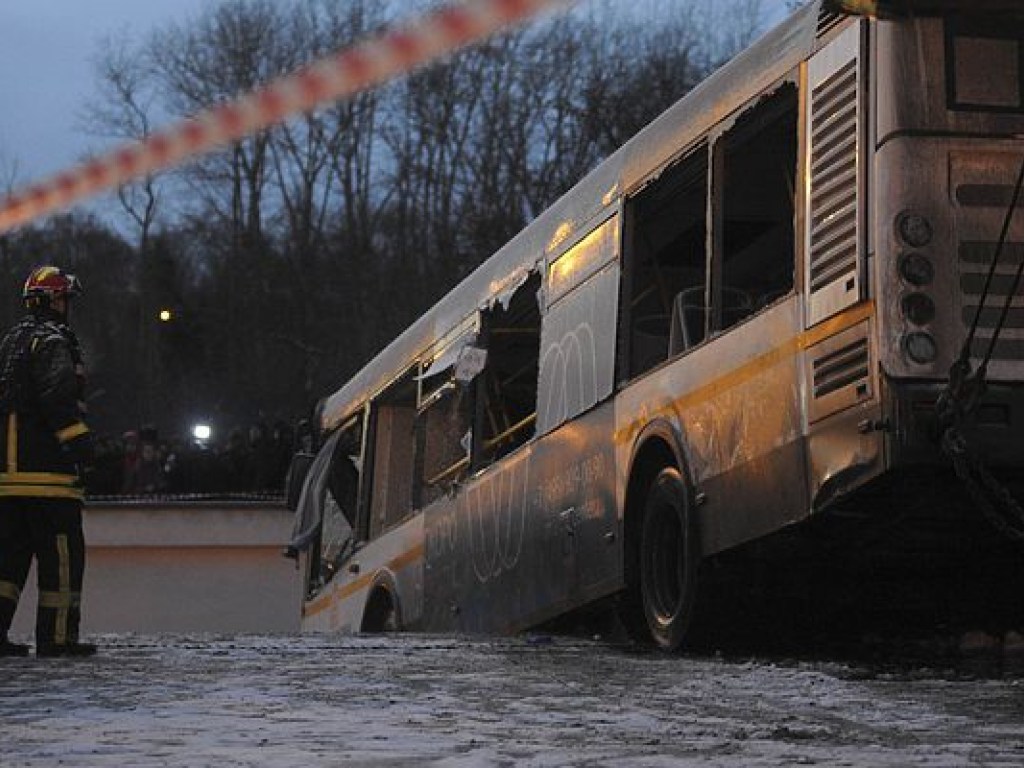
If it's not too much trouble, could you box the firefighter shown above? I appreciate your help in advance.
[0,266,96,657]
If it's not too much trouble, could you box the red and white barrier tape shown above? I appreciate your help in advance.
[0,0,572,234]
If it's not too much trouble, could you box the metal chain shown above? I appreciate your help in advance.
[942,427,1024,545]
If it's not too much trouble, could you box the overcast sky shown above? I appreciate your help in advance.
[1,0,791,194]
[0,0,211,186]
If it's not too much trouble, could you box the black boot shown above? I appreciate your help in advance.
[36,641,97,658]
[0,638,31,657]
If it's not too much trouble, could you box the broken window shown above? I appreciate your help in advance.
[626,145,709,378]
[367,368,418,539]
[286,412,364,596]
[474,273,541,468]
[414,318,482,506]
[416,377,473,507]
[716,84,798,331]
[319,415,363,585]
[623,84,799,380]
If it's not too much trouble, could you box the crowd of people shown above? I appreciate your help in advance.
[85,420,309,498]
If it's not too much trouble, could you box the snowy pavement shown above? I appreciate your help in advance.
[2,634,1024,767]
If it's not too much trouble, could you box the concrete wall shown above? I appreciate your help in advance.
[10,502,303,639]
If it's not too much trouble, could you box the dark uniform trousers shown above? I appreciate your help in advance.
[0,498,85,645]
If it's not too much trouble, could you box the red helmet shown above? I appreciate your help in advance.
[23,266,82,303]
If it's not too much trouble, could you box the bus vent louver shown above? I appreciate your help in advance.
[808,58,859,295]
[958,240,1024,361]
[816,10,845,39]
[813,337,869,400]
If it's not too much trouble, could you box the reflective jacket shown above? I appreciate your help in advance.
[0,313,91,501]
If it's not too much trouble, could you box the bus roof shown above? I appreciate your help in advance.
[321,0,825,432]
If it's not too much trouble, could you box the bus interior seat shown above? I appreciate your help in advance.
[668,286,753,355]
[668,286,705,356]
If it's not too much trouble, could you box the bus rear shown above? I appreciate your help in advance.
[753,2,1024,643]
[868,6,1024,477]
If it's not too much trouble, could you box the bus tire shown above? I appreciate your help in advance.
[640,466,700,651]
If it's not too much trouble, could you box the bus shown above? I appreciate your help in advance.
[286,0,1024,650]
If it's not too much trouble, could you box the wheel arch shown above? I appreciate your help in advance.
[360,569,402,633]
[623,419,693,584]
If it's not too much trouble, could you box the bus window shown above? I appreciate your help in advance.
[319,417,363,585]
[368,368,417,539]
[717,83,798,331]
[326,422,361,530]
[947,16,1023,112]
[417,379,473,507]
[626,145,709,377]
[475,273,541,468]
[539,221,620,434]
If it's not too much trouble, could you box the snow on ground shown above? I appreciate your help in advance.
[2,634,1024,767]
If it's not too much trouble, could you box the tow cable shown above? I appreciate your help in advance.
[935,156,1024,544]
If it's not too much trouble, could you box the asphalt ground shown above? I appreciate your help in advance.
[2,633,1023,767]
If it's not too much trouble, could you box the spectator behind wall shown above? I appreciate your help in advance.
[246,422,276,492]
[84,415,309,497]
[88,435,124,495]
[119,430,139,494]
[220,428,249,493]
[270,420,295,490]
[122,425,165,495]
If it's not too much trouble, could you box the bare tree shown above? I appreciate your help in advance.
[148,0,299,407]
[0,148,19,196]
[149,0,296,244]
[67,0,781,438]
[80,33,163,254]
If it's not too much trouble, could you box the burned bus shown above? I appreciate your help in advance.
[287,0,1024,649]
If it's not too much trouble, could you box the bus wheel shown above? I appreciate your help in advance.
[640,466,700,651]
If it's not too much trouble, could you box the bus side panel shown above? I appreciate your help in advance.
[421,402,619,635]
[301,513,424,633]
[422,446,548,633]
[802,314,886,511]
[532,402,620,611]
[615,298,809,557]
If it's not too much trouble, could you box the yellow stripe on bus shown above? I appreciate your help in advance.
[55,422,89,444]
[0,580,21,603]
[38,590,77,609]
[0,472,79,485]
[303,543,425,620]
[7,413,16,473]
[0,485,84,500]
[614,301,875,446]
